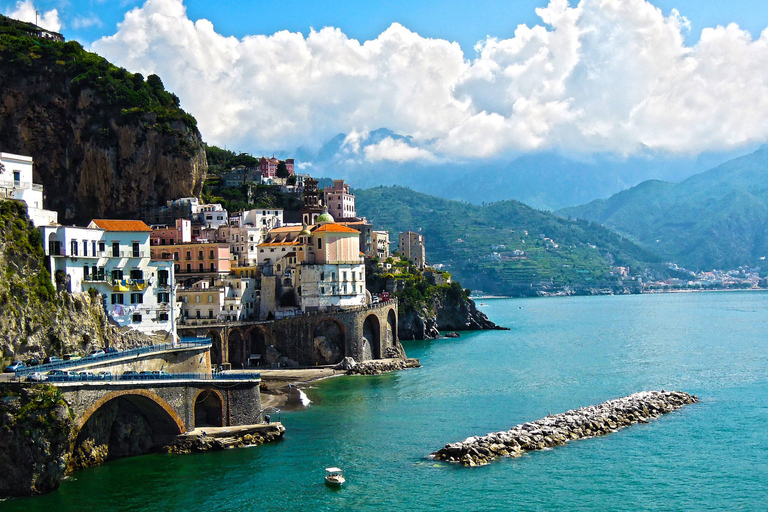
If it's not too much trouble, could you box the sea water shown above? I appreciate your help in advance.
[5,292,768,511]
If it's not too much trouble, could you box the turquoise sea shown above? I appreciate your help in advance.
[5,292,768,511]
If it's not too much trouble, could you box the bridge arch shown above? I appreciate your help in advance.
[362,314,381,360]
[207,329,223,366]
[312,317,346,365]
[228,328,246,368]
[76,389,186,434]
[193,389,225,428]
[245,325,272,367]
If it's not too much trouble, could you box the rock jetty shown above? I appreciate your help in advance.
[432,391,698,466]
[163,424,285,454]
[346,358,421,375]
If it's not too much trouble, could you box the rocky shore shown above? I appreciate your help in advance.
[432,390,698,466]
[345,358,421,375]
[163,424,285,454]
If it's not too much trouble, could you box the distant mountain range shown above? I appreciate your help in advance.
[294,128,754,210]
[559,146,768,271]
[355,186,663,296]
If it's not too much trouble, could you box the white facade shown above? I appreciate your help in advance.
[300,263,366,311]
[0,152,58,226]
[193,203,228,229]
[40,221,178,341]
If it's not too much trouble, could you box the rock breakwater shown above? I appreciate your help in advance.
[346,358,421,375]
[163,424,285,454]
[432,391,698,467]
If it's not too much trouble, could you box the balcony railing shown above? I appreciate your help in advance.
[0,180,43,192]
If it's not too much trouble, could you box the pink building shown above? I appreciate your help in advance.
[150,242,231,275]
[260,157,295,178]
[150,219,192,246]
[323,180,356,220]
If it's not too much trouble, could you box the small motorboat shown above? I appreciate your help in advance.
[325,467,345,487]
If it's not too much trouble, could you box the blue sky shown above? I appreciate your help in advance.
[4,0,768,161]
[4,0,767,52]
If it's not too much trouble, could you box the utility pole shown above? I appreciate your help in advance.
[35,10,39,26]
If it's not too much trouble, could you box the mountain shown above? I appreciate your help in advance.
[559,146,768,271]
[296,129,753,210]
[355,186,664,296]
[0,15,206,224]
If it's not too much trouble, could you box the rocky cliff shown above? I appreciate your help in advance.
[0,16,206,223]
[0,384,76,497]
[0,201,157,365]
[398,286,505,341]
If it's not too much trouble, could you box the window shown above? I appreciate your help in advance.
[111,293,124,304]
[130,293,143,304]
[195,295,200,303]
[99,241,105,253]
[158,313,169,321]
[130,269,143,280]
[13,171,20,183]
[112,242,120,257]
[211,263,215,271]
[186,251,191,260]
[158,269,169,286]
[317,238,322,250]
[158,292,170,304]
[83,264,89,278]
[210,249,214,258]
[111,269,123,281]
[132,313,142,323]
[82,241,88,256]
[198,250,203,260]
[199,263,204,272]
[186,264,191,272]
[71,240,78,256]
[132,242,140,257]
[92,241,97,256]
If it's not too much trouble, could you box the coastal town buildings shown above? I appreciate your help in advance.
[149,241,231,276]
[0,152,58,227]
[40,219,178,340]
[301,177,325,225]
[399,231,426,268]
[260,157,294,179]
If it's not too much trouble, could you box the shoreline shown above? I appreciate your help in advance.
[471,287,766,301]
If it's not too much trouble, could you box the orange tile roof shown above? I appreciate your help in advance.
[258,241,300,247]
[312,224,360,234]
[269,226,302,233]
[90,219,151,232]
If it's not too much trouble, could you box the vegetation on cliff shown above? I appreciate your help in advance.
[356,186,665,296]
[0,14,207,223]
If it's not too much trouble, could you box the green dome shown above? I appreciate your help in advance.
[316,207,335,224]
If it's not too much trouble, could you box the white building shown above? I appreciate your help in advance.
[193,203,228,229]
[40,219,178,341]
[0,152,58,226]
[226,208,284,266]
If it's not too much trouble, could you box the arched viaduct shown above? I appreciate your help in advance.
[178,300,400,368]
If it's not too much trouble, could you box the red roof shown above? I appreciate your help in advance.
[90,219,151,232]
[312,224,360,234]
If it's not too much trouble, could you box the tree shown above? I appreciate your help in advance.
[276,161,289,178]
[287,174,297,186]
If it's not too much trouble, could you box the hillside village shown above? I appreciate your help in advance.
[0,150,431,365]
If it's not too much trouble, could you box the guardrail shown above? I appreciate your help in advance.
[15,338,212,376]
[41,371,260,383]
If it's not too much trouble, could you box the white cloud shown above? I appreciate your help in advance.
[5,0,61,32]
[364,137,436,163]
[92,0,768,161]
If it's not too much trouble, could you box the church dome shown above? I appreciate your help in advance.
[316,207,335,224]
[299,222,312,236]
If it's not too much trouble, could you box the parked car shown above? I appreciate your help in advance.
[63,353,81,362]
[4,361,26,373]
[120,370,140,380]
[46,370,71,380]
[27,372,47,382]
[87,350,105,359]
[96,371,112,380]
[105,347,118,354]
[26,358,40,367]
[44,356,63,364]
[77,371,95,380]
[152,370,171,378]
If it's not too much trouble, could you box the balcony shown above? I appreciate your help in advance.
[0,180,43,192]
[109,250,150,259]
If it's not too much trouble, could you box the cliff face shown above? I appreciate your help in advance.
[0,21,206,223]
[0,80,206,223]
[0,385,76,497]
[398,288,504,341]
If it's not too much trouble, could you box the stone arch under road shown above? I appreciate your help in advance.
[387,308,397,346]
[228,328,246,368]
[246,326,272,367]
[207,329,223,366]
[362,314,381,360]
[312,318,346,365]
[193,389,225,428]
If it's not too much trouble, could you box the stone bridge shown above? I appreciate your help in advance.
[178,300,400,368]
[54,377,262,437]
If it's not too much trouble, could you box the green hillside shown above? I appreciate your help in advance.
[355,187,663,296]
[559,146,768,271]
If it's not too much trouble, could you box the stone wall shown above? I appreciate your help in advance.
[63,345,212,375]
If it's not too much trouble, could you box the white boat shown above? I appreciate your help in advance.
[325,467,345,487]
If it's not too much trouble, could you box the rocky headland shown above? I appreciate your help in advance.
[432,390,698,466]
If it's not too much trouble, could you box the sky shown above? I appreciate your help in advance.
[4,0,768,163]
